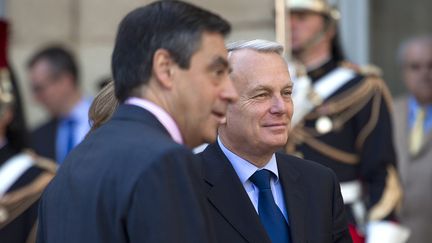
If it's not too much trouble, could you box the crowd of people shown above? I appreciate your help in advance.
[0,0,430,243]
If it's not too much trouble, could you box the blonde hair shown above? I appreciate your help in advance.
[88,81,118,133]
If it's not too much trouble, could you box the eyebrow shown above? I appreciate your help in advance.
[208,56,230,71]
[252,83,293,92]
[252,85,271,92]
[284,83,293,89]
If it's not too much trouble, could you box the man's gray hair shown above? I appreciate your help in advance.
[397,35,432,66]
[227,39,284,55]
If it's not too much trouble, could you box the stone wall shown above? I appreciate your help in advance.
[371,0,432,96]
[7,0,431,127]
[7,0,275,127]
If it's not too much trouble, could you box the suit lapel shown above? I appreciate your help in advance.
[276,153,307,243]
[416,128,432,158]
[48,119,58,159]
[399,99,411,161]
[201,143,270,243]
[423,129,432,149]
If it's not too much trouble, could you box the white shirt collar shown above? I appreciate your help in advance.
[217,137,279,183]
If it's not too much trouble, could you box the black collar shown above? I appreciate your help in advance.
[307,58,339,83]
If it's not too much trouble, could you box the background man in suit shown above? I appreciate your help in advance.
[27,46,91,163]
[393,35,432,243]
[199,39,352,243]
[36,1,237,243]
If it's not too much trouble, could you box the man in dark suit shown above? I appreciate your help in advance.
[27,46,92,163]
[36,1,237,243]
[199,40,352,243]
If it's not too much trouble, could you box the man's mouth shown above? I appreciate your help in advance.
[262,123,288,131]
[212,110,226,123]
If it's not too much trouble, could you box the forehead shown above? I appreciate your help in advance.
[290,10,324,19]
[230,49,291,89]
[29,59,54,79]
[405,41,432,61]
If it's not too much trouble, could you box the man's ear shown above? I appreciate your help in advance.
[325,22,337,40]
[0,106,13,128]
[152,49,175,89]
[59,73,77,90]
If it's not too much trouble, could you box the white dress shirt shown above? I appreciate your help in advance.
[217,137,289,224]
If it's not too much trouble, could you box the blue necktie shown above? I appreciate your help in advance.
[250,169,291,243]
[58,117,76,163]
[65,118,75,154]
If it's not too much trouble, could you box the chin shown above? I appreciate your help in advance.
[267,138,288,148]
[201,131,217,145]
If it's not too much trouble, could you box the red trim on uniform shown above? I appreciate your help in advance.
[348,224,365,243]
[0,19,9,68]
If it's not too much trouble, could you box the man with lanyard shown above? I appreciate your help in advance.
[393,35,432,243]
[283,0,408,242]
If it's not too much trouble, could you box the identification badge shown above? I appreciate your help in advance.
[315,116,333,134]
[0,206,8,223]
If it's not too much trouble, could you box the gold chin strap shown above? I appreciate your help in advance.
[292,14,335,57]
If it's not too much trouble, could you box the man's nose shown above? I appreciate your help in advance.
[270,95,288,114]
[221,76,239,103]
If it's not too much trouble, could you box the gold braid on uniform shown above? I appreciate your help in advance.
[286,64,392,165]
[26,221,38,243]
[290,129,359,164]
[25,150,58,174]
[368,165,403,221]
[0,152,56,229]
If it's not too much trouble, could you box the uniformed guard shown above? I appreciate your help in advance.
[0,19,56,243]
[283,0,409,242]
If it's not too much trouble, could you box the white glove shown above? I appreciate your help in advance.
[291,75,314,127]
[366,221,410,243]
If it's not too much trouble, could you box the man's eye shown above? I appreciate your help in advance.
[254,93,268,98]
[407,63,420,71]
[215,69,226,76]
[282,90,292,97]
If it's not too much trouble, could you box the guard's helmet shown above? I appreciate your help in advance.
[287,0,340,21]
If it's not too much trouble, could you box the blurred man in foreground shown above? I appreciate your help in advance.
[36,1,237,242]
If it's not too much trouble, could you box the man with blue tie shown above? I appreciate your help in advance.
[199,40,352,243]
[27,46,91,163]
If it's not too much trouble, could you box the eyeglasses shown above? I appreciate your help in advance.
[404,62,432,72]
[31,78,59,94]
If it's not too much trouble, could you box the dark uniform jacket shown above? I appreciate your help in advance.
[0,144,55,243]
[285,58,402,225]
[36,104,214,243]
[200,142,352,243]
[30,119,57,161]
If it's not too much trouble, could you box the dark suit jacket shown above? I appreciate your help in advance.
[30,119,57,160]
[199,143,352,243]
[36,104,214,243]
